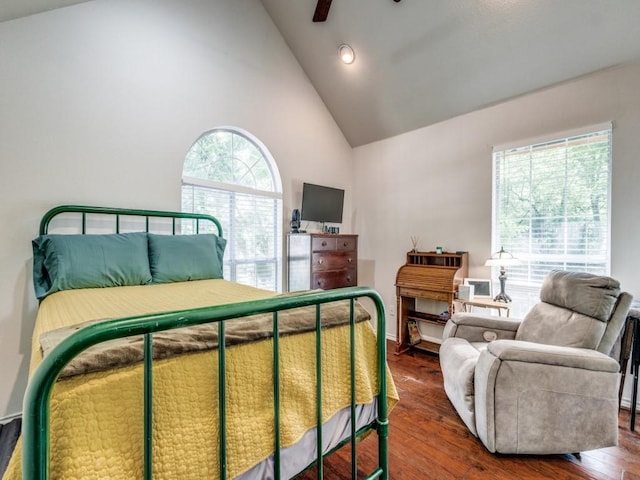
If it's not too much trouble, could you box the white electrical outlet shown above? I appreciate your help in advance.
[387,303,396,316]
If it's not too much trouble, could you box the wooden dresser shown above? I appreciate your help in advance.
[287,233,358,291]
[395,251,468,354]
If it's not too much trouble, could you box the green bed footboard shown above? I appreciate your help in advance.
[22,286,390,480]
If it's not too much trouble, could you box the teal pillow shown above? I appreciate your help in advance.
[32,233,152,300]
[147,234,226,284]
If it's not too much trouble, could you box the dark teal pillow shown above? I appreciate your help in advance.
[147,234,226,284]
[32,233,152,300]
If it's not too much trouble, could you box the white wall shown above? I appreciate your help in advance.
[354,62,640,335]
[353,62,640,403]
[0,0,353,418]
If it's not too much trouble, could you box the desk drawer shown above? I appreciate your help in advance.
[398,287,450,302]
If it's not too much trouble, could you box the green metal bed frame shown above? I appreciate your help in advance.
[22,205,390,480]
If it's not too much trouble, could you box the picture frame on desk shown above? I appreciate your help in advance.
[407,319,422,345]
[463,278,492,298]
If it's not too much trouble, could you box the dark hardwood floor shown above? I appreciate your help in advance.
[299,341,640,480]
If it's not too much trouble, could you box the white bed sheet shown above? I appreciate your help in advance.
[239,399,379,479]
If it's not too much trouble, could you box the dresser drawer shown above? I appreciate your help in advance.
[312,236,337,251]
[312,268,357,290]
[336,237,357,251]
[312,252,356,271]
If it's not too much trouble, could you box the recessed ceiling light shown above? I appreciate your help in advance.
[338,44,355,64]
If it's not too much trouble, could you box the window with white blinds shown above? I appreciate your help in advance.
[491,124,612,306]
[182,128,283,292]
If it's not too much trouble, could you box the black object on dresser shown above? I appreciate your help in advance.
[287,233,358,291]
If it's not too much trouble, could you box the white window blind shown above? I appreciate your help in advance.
[182,128,283,292]
[492,124,612,305]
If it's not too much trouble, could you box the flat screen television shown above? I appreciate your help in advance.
[300,182,344,224]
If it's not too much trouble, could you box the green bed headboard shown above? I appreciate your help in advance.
[39,205,223,238]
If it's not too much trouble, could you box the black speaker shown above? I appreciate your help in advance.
[290,209,301,233]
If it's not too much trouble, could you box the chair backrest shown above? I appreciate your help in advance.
[515,270,631,354]
[597,291,633,355]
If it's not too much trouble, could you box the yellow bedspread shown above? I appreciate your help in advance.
[4,279,398,479]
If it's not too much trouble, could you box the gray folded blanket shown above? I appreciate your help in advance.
[40,300,371,379]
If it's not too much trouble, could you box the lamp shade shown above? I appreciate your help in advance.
[485,247,520,267]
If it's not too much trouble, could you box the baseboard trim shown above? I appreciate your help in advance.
[620,398,640,412]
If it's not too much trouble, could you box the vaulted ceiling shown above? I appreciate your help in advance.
[5,0,640,147]
[261,0,640,146]
[0,0,89,23]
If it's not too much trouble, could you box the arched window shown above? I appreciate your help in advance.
[182,127,283,291]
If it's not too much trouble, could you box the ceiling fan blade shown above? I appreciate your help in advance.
[313,0,332,22]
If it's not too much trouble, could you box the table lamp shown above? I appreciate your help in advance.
[485,247,519,303]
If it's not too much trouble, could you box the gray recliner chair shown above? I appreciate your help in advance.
[439,270,632,454]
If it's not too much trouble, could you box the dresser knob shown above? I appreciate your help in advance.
[343,242,348,247]
[348,258,352,263]
[322,241,327,247]
[318,259,324,264]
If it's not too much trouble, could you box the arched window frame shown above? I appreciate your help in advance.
[181,127,283,292]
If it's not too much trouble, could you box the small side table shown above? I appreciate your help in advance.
[619,311,640,431]
[459,298,511,317]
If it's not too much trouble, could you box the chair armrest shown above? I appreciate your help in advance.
[443,312,522,343]
[486,339,620,372]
